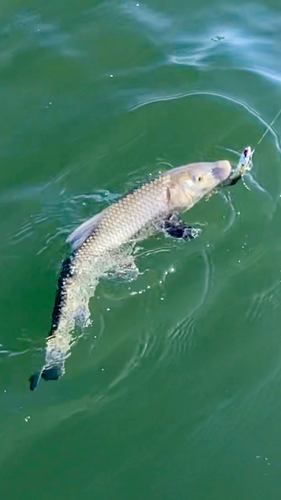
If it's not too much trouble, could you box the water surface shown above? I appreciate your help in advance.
[1,1,281,499]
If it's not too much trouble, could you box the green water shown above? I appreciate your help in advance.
[1,0,281,498]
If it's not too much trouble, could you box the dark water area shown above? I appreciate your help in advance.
[1,1,281,498]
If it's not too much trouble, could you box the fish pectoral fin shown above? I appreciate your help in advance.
[29,351,65,391]
[29,363,64,391]
[66,210,105,250]
[161,217,202,240]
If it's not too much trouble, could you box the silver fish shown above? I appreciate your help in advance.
[29,160,231,390]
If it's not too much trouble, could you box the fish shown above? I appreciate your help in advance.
[29,159,231,390]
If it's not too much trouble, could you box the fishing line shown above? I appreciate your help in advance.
[219,106,281,190]
[240,106,281,184]
[252,107,281,155]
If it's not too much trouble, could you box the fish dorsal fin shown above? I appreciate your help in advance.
[66,210,104,250]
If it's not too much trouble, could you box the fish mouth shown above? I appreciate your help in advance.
[212,160,232,182]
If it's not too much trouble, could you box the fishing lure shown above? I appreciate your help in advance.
[237,146,253,173]
[221,146,253,186]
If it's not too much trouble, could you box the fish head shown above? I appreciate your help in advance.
[168,160,231,210]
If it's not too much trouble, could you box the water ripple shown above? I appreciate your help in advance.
[121,2,172,32]
[165,316,198,358]
[130,90,281,153]
[246,281,281,323]
[108,331,153,389]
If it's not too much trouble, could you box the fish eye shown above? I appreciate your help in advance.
[197,175,203,182]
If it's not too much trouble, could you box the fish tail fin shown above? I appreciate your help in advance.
[41,363,64,382]
[29,372,42,391]
[29,360,64,391]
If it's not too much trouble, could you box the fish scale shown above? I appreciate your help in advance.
[75,175,170,263]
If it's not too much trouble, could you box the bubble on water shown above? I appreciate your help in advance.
[24,416,31,422]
